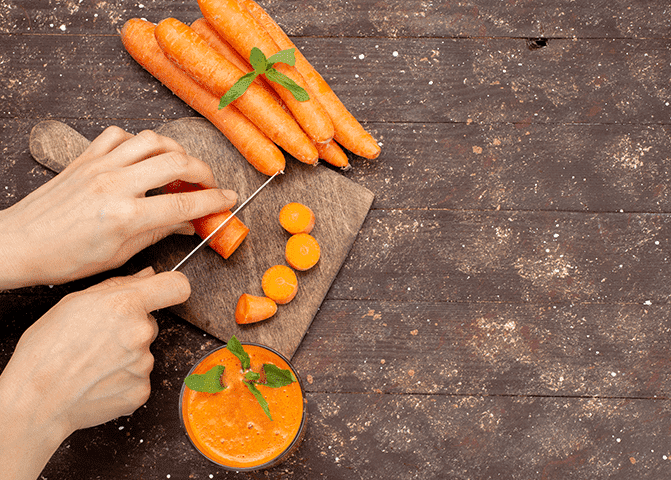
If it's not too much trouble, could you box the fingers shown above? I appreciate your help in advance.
[132,271,192,313]
[99,129,188,169]
[75,126,135,166]
[120,152,218,194]
[134,188,238,234]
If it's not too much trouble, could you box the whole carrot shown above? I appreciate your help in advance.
[239,0,381,160]
[198,0,335,145]
[154,17,318,165]
[120,18,285,176]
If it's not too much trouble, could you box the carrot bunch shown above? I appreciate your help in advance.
[235,201,320,325]
[121,0,380,176]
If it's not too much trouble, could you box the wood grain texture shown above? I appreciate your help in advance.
[28,118,374,358]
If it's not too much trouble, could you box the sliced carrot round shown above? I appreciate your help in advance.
[261,265,298,304]
[235,293,278,324]
[285,233,320,271]
[279,202,315,235]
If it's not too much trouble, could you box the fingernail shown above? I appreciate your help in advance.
[135,266,155,278]
[221,189,238,203]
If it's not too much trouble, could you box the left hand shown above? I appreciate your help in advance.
[0,126,237,289]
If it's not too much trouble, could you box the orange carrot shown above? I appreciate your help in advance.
[120,18,285,176]
[153,17,318,165]
[190,17,282,104]
[285,233,320,271]
[163,180,249,259]
[279,202,315,235]
[198,0,335,145]
[261,265,298,304]
[239,0,381,159]
[316,140,350,169]
[235,293,278,324]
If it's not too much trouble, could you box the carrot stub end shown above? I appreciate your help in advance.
[162,180,249,259]
[235,293,278,324]
[285,233,320,271]
[262,265,298,304]
[279,202,315,235]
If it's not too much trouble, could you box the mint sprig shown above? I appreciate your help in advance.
[184,364,226,393]
[183,336,298,422]
[219,47,310,109]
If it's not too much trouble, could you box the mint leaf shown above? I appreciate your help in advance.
[184,364,226,393]
[267,48,296,67]
[264,68,310,102]
[226,335,251,370]
[262,364,297,388]
[249,47,268,74]
[245,371,261,382]
[245,382,272,421]
[218,71,258,109]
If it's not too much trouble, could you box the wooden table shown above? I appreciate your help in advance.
[2,1,670,478]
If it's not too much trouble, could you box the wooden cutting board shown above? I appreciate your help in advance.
[29,118,374,358]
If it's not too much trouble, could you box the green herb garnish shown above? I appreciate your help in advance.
[184,336,297,421]
[184,364,226,393]
[218,47,309,109]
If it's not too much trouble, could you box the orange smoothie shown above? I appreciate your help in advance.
[180,344,306,470]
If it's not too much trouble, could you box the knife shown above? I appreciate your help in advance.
[171,171,280,271]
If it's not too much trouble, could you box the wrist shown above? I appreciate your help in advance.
[0,207,42,290]
[0,367,72,480]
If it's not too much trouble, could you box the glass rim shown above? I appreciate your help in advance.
[178,342,307,472]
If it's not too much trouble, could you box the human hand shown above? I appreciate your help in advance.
[0,267,187,480]
[0,126,237,289]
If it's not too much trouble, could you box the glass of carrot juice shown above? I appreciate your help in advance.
[179,340,307,471]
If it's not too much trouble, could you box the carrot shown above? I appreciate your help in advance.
[163,180,249,259]
[239,0,381,159]
[316,140,350,169]
[120,18,285,176]
[279,202,315,235]
[235,293,278,324]
[261,265,298,304]
[153,17,318,165]
[190,17,282,104]
[198,0,335,145]
[285,233,320,271]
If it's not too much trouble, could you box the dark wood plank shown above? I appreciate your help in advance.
[3,0,671,38]
[294,300,671,399]
[2,35,670,125]
[330,209,671,304]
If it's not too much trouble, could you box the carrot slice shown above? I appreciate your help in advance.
[154,17,318,165]
[120,18,285,176]
[163,180,249,259]
[235,293,278,324]
[198,0,335,145]
[261,265,298,304]
[239,0,381,159]
[279,202,315,235]
[285,233,320,271]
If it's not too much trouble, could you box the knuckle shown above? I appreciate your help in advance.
[136,129,161,145]
[170,192,197,219]
[162,151,190,175]
[128,382,152,407]
[101,125,128,143]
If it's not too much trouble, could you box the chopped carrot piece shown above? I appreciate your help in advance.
[163,180,248,259]
[285,233,320,271]
[279,202,315,235]
[235,293,278,324]
[261,265,298,304]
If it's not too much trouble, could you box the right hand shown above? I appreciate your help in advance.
[1,267,187,432]
[0,267,189,480]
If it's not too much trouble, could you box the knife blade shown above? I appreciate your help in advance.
[171,171,280,271]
